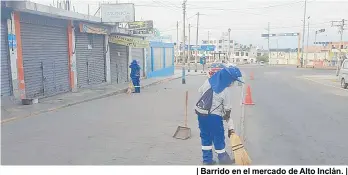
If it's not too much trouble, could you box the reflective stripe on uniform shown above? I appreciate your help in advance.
[215,149,226,154]
[202,146,213,150]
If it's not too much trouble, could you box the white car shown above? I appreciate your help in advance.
[339,59,348,89]
[259,61,265,66]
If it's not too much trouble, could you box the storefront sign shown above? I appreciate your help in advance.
[109,35,149,48]
[79,23,108,35]
[101,3,135,23]
[128,20,153,30]
[133,28,154,35]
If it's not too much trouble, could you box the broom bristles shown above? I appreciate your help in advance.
[231,133,251,165]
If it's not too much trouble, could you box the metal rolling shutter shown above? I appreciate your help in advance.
[131,48,145,77]
[20,14,70,98]
[1,20,12,96]
[90,34,106,84]
[110,43,128,83]
[75,32,106,88]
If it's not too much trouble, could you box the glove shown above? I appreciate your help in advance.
[228,129,235,138]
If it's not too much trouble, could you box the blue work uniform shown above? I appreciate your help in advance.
[129,60,141,93]
[196,67,243,165]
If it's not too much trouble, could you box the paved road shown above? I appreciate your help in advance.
[1,75,243,165]
[241,65,348,165]
[2,65,347,165]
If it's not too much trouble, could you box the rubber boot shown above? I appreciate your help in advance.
[203,160,217,165]
[218,152,234,165]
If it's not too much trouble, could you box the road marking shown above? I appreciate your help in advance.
[299,77,347,91]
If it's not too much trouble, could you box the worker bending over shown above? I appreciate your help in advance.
[195,67,243,165]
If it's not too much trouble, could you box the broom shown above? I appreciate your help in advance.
[230,133,251,165]
[127,80,134,94]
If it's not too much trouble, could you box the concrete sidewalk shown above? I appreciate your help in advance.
[1,71,204,124]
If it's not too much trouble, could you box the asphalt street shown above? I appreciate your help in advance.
[1,74,243,165]
[1,65,348,165]
[241,65,348,165]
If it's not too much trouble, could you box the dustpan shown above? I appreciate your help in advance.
[173,91,191,140]
[230,133,251,165]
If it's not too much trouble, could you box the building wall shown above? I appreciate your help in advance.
[147,42,174,78]
[1,6,147,101]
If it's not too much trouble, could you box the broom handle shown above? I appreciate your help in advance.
[185,91,188,127]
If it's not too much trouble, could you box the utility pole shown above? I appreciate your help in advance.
[314,30,317,61]
[331,19,347,76]
[228,28,231,63]
[176,21,179,64]
[182,0,187,84]
[188,23,191,72]
[305,16,310,68]
[267,22,270,64]
[301,0,307,68]
[208,31,210,62]
[195,12,199,72]
[276,37,279,61]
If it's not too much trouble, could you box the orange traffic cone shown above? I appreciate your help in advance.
[243,85,254,105]
[250,72,254,80]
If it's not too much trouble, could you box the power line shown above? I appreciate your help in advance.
[186,1,303,11]
[160,22,330,33]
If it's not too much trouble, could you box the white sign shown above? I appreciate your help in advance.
[101,3,135,23]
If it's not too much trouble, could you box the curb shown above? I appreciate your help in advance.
[1,74,193,124]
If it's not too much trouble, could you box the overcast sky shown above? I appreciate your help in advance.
[33,0,348,49]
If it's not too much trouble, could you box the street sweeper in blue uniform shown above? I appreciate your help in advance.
[129,60,141,93]
[195,66,243,165]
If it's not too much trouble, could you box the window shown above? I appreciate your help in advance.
[241,52,244,56]
[153,48,163,71]
[257,53,261,56]
[219,40,222,43]
[230,46,233,48]
[341,45,344,49]
[230,40,233,43]
[235,52,239,56]
[165,48,173,68]
[219,46,222,49]
[246,53,249,56]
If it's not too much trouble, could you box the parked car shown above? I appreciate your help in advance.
[208,63,227,77]
[339,59,348,89]
[259,61,265,66]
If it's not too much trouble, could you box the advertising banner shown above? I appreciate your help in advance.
[128,20,153,30]
[79,23,108,35]
[101,3,135,23]
[109,35,149,48]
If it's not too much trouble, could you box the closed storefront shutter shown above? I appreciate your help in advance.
[75,32,106,88]
[110,43,128,84]
[1,20,12,96]
[131,48,145,77]
[20,13,70,98]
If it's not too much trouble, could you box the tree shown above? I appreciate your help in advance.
[256,53,269,62]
